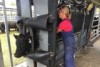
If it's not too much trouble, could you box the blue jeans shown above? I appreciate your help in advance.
[61,31,75,67]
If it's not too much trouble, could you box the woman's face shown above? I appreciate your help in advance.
[58,11,63,19]
[58,9,67,20]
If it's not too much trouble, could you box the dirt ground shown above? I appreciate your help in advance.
[75,38,100,67]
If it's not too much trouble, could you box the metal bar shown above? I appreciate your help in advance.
[0,40,4,67]
[90,35,98,41]
[91,6,96,28]
[92,25,98,28]
[99,9,100,35]
[2,0,13,67]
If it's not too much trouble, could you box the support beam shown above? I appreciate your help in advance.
[0,40,4,67]
[2,0,13,67]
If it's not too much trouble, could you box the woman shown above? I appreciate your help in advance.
[57,5,75,67]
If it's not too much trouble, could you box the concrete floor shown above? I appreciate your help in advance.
[75,38,100,67]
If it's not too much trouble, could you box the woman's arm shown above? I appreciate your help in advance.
[57,28,62,33]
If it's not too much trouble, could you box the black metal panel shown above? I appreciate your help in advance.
[24,14,48,30]
[84,6,95,30]
[28,51,50,66]
[30,0,33,5]
[71,13,84,33]
[84,6,95,46]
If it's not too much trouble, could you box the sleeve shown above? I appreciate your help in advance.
[57,21,66,31]
[57,20,73,32]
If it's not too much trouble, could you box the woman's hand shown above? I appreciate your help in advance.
[57,29,62,33]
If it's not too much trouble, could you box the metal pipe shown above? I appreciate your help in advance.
[99,8,100,35]
[0,40,4,67]
[2,0,13,67]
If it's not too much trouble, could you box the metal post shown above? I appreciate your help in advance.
[97,8,99,37]
[82,0,87,32]
[0,40,4,67]
[99,8,100,35]
[2,0,13,67]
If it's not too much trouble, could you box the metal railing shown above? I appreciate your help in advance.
[0,40,4,67]
[90,8,100,41]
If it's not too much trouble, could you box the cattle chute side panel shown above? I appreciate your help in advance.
[71,13,84,33]
[84,6,95,30]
